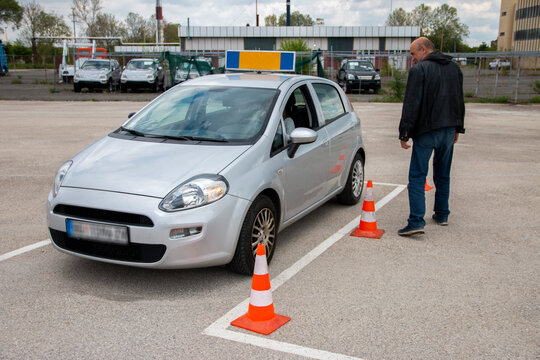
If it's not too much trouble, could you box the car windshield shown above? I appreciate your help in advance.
[179,61,211,73]
[81,60,110,70]
[127,60,156,70]
[347,61,374,71]
[123,86,278,143]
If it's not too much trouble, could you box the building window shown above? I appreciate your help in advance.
[514,28,540,41]
[516,5,540,20]
[500,32,505,36]
[502,11,507,16]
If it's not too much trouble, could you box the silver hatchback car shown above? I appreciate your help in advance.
[47,73,365,274]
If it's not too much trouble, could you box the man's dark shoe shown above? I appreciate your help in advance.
[432,214,448,226]
[397,224,425,236]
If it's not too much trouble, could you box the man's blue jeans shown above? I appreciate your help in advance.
[407,127,456,228]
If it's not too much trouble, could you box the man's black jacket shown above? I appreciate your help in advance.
[399,52,465,141]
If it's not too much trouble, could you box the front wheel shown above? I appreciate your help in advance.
[337,152,365,205]
[229,195,277,275]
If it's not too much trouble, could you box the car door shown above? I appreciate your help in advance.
[309,82,358,193]
[276,83,330,221]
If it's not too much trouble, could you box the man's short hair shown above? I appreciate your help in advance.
[416,37,435,51]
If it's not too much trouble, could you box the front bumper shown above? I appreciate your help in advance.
[346,79,381,90]
[74,80,109,88]
[121,79,156,89]
[47,187,250,269]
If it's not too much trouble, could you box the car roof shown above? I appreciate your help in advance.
[129,58,158,62]
[183,73,321,89]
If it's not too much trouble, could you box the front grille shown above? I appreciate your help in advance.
[53,204,154,227]
[49,228,166,263]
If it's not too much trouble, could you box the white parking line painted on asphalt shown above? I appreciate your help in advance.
[0,239,51,263]
[203,183,407,360]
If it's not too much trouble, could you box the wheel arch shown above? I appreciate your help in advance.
[256,188,282,230]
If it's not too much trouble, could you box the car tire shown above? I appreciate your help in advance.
[337,152,365,205]
[120,84,127,92]
[74,84,81,92]
[152,81,157,92]
[107,80,113,92]
[343,82,349,94]
[229,195,277,275]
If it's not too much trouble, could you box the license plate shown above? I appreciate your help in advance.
[66,219,129,245]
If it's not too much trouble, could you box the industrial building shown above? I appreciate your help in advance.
[498,0,540,52]
[177,26,420,53]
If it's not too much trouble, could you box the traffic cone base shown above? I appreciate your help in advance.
[350,228,385,239]
[230,243,290,335]
[231,312,291,335]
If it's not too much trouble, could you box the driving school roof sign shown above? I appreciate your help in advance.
[226,50,296,72]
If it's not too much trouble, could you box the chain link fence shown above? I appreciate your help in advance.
[2,50,540,102]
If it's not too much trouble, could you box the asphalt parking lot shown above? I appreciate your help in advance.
[0,101,539,359]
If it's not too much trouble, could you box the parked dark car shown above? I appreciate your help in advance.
[337,59,381,94]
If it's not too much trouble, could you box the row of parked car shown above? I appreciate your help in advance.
[72,58,214,93]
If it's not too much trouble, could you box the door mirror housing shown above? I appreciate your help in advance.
[287,128,318,158]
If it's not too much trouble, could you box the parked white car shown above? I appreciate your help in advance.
[489,59,511,69]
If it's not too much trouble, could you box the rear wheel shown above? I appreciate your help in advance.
[337,152,364,205]
[229,195,277,275]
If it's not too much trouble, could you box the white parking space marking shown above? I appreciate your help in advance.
[204,183,406,360]
[0,239,51,263]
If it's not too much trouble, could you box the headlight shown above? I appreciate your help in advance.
[99,74,107,80]
[121,73,127,80]
[374,74,380,80]
[159,175,228,212]
[146,74,154,81]
[74,73,80,80]
[53,160,72,197]
[347,73,355,80]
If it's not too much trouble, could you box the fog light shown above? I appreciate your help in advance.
[169,226,202,240]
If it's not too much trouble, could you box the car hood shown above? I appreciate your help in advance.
[63,135,250,198]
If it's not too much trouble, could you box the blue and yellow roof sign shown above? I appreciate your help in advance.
[226,50,296,72]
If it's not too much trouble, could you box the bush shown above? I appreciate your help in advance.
[529,96,540,103]
[531,80,540,94]
[387,68,406,101]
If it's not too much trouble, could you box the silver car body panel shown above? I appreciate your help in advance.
[47,73,364,269]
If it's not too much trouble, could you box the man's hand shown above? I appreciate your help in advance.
[400,140,411,149]
[454,133,460,144]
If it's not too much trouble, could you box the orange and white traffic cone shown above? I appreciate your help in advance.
[350,180,385,239]
[424,180,434,191]
[230,244,290,335]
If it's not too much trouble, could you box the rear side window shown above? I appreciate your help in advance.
[312,83,345,124]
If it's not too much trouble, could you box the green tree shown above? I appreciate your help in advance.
[21,1,71,63]
[125,12,153,43]
[265,14,277,26]
[385,8,413,26]
[0,0,23,28]
[164,22,179,43]
[72,0,102,37]
[385,3,469,52]
[90,13,125,47]
[279,38,309,51]
[278,11,314,26]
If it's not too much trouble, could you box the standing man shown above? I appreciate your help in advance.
[398,37,465,236]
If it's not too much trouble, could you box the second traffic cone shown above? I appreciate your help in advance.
[230,244,290,335]
[425,180,434,191]
[350,180,385,239]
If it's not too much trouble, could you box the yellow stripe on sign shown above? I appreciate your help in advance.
[238,51,282,71]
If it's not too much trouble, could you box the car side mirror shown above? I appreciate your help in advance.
[128,112,136,118]
[376,68,380,72]
[287,128,318,158]
[158,66,162,71]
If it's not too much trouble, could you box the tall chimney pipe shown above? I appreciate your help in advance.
[156,0,164,44]
[286,0,290,26]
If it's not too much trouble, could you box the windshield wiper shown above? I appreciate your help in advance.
[119,126,147,137]
[161,134,229,142]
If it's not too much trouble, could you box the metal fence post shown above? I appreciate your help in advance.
[514,56,521,104]
[494,59,499,97]
[475,57,480,97]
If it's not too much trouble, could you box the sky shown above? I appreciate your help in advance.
[4,0,501,46]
